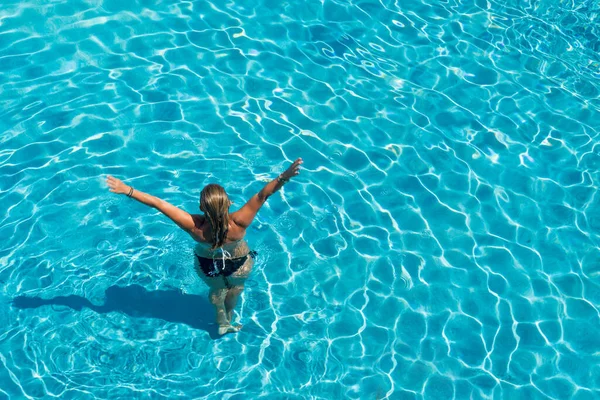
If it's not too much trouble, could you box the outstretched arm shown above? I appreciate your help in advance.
[232,158,303,229]
[106,176,196,233]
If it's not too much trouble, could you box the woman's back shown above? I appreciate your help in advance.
[191,215,250,258]
[194,238,250,259]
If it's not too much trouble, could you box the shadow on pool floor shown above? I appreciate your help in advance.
[11,284,220,339]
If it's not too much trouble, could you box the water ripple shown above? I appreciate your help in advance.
[1,0,600,399]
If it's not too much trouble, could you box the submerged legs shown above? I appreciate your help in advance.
[199,256,253,336]
[209,286,244,335]
[208,287,229,328]
[225,285,244,324]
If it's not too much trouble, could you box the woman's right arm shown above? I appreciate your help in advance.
[232,158,303,229]
[106,175,197,234]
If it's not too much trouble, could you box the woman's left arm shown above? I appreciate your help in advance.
[106,175,196,233]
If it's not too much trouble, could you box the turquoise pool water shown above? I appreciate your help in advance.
[1,0,600,398]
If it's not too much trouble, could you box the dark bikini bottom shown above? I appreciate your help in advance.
[195,251,257,283]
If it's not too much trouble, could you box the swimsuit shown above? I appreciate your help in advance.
[195,250,257,288]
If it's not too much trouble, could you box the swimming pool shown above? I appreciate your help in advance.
[1,0,599,398]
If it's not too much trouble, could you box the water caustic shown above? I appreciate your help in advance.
[0,0,599,399]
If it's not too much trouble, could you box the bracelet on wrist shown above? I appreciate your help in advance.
[127,186,134,197]
[277,175,289,184]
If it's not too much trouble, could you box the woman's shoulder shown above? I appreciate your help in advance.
[190,214,205,226]
[227,216,247,238]
[188,214,207,242]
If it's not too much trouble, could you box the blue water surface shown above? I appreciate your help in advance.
[1,0,600,399]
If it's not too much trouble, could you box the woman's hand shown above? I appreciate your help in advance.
[106,175,130,195]
[281,158,303,180]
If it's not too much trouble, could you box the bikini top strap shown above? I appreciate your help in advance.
[219,247,232,267]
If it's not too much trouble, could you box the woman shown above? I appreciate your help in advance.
[106,158,303,335]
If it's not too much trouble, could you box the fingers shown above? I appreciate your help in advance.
[288,158,303,176]
[106,175,122,185]
[106,175,121,191]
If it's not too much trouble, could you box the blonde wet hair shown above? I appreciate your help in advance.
[200,184,231,250]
